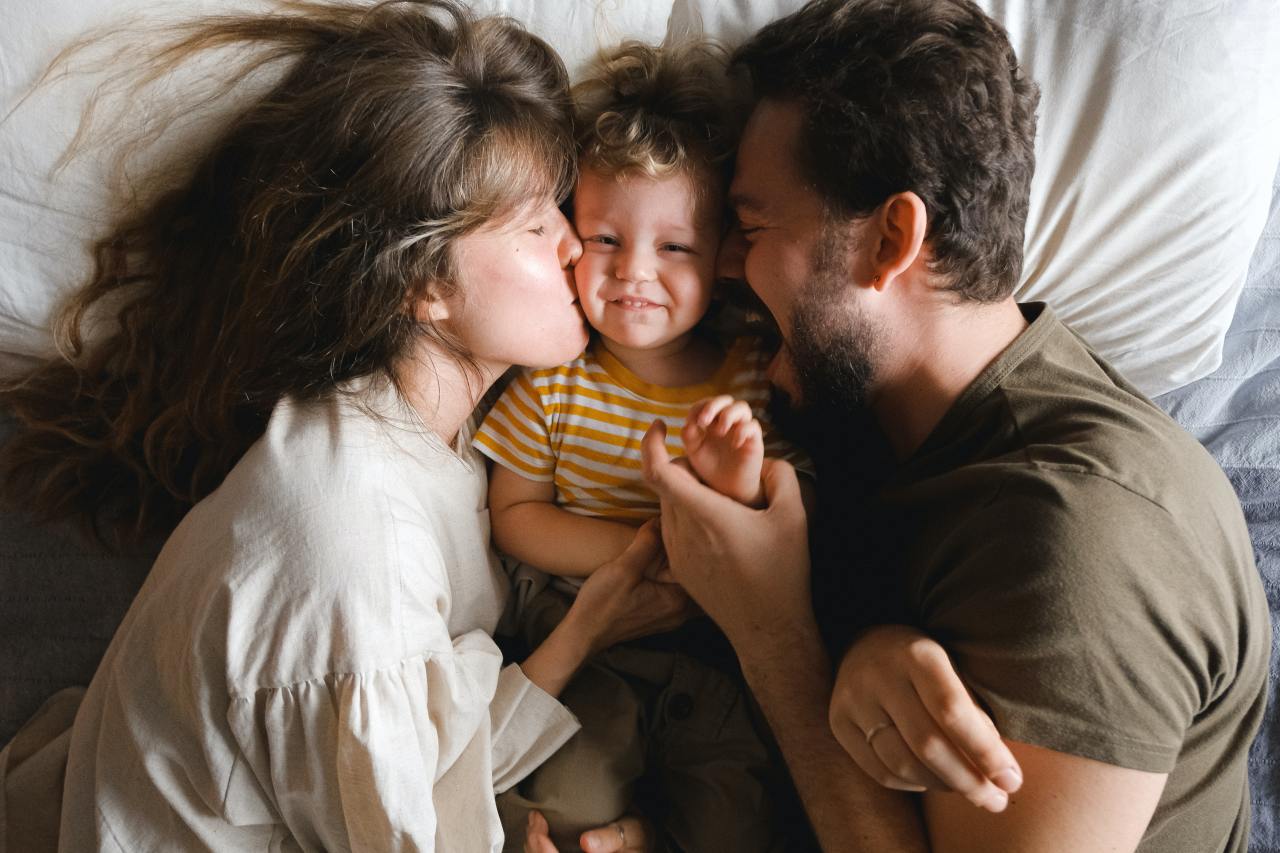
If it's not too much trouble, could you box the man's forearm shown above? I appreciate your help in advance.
[739,621,929,853]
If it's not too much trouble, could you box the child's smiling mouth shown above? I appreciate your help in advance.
[609,296,662,310]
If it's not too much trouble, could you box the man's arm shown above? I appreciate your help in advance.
[641,423,928,852]
[923,741,1166,853]
[740,617,928,852]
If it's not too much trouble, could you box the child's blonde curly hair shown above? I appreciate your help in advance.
[572,38,739,191]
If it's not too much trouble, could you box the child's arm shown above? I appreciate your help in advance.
[488,463,642,578]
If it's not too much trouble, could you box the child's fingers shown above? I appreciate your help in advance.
[710,400,755,437]
[691,395,735,428]
[729,418,763,450]
[680,418,705,452]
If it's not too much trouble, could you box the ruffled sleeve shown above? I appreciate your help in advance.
[488,662,579,794]
[226,630,507,850]
[219,483,579,851]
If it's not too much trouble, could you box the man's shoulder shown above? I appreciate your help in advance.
[965,324,1245,545]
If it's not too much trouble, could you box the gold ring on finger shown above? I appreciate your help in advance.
[863,721,894,746]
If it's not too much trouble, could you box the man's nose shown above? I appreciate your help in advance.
[716,225,748,283]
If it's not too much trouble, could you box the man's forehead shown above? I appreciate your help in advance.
[730,99,806,211]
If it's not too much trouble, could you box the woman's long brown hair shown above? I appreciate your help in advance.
[0,0,575,549]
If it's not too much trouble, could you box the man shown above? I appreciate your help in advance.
[639,0,1270,851]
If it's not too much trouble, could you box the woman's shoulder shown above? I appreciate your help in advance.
[159,389,470,687]
[177,384,457,595]
[228,380,447,506]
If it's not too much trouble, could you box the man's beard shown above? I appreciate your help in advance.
[769,222,885,465]
[771,223,908,647]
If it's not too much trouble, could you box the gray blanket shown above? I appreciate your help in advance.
[1156,162,1280,852]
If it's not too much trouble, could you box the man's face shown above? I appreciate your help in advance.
[729,99,882,416]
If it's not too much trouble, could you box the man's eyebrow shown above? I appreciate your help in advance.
[728,193,765,215]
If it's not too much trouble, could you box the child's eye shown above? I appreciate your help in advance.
[661,243,694,253]
[585,235,619,247]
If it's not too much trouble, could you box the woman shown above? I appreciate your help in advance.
[0,2,687,849]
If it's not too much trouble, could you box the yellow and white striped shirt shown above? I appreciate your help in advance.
[474,337,811,522]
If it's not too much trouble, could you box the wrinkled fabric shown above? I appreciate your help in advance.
[4,380,578,852]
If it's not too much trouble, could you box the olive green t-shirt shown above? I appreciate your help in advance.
[881,303,1269,851]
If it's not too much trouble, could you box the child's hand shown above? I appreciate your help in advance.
[682,395,766,507]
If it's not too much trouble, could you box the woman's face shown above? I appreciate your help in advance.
[444,197,588,371]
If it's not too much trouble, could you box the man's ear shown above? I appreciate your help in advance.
[869,191,928,291]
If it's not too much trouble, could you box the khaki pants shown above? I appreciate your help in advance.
[497,590,784,853]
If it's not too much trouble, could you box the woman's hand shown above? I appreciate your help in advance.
[522,520,693,699]
[566,519,696,654]
[827,624,1023,812]
[524,810,651,853]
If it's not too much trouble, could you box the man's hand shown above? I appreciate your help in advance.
[644,420,930,853]
[641,419,810,655]
[682,395,766,507]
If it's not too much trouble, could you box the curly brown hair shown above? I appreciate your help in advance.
[572,38,739,196]
[0,0,575,548]
[734,0,1040,303]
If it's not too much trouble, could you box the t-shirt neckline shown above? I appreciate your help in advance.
[903,301,1055,464]
[590,336,751,404]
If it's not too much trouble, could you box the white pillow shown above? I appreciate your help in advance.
[3,0,1279,396]
[675,0,1280,395]
[0,0,669,376]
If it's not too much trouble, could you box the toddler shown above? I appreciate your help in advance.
[476,39,810,853]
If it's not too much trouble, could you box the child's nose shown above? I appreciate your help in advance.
[615,247,655,283]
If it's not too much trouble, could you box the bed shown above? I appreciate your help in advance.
[2,0,1279,847]
[1155,161,1280,850]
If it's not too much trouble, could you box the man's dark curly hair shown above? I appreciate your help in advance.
[733,0,1040,303]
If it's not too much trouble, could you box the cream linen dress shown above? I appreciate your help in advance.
[25,379,579,851]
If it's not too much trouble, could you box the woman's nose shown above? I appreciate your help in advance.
[556,210,583,268]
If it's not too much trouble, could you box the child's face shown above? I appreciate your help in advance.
[573,168,721,352]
